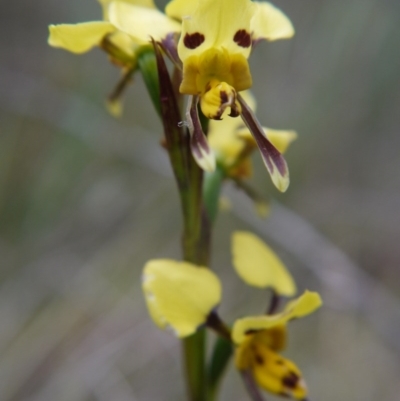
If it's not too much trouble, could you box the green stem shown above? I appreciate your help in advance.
[137,47,161,116]
[203,168,225,224]
[150,41,211,401]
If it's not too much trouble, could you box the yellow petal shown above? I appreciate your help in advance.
[251,346,307,399]
[251,2,295,42]
[232,291,322,344]
[165,0,198,21]
[264,129,297,154]
[235,326,286,369]
[107,30,138,57]
[48,21,115,54]
[98,0,156,19]
[232,231,296,295]
[178,0,256,63]
[142,259,222,338]
[180,48,252,95]
[109,2,181,44]
[237,128,297,154]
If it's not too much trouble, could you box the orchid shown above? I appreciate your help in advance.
[166,0,295,191]
[48,2,323,400]
[141,231,322,400]
[233,291,322,400]
[48,0,180,114]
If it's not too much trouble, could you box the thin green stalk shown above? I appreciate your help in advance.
[151,40,211,401]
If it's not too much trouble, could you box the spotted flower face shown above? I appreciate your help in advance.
[168,0,293,118]
[233,291,322,400]
[166,0,295,192]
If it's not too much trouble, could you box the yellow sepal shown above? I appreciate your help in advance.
[108,2,181,44]
[178,0,256,62]
[142,259,221,338]
[48,21,115,54]
[232,231,297,295]
[98,0,156,19]
[165,0,198,21]
[232,291,322,344]
[251,2,295,42]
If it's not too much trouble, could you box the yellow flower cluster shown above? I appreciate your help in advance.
[142,232,322,400]
[49,0,297,192]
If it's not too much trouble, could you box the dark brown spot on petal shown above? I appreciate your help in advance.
[275,359,284,366]
[184,32,205,49]
[255,354,264,365]
[220,91,229,105]
[234,29,251,48]
[282,372,300,389]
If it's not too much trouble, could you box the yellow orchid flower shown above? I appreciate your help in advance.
[208,91,297,179]
[142,259,221,338]
[233,291,322,400]
[49,0,180,114]
[232,231,297,296]
[165,0,295,192]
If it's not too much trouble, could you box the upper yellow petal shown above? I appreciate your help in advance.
[98,0,156,20]
[165,0,198,21]
[142,259,222,338]
[232,291,322,344]
[251,2,295,42]
[109,2,181,44]
[232,231,297,295]
[48,21,115,54]
[178,0,256,63]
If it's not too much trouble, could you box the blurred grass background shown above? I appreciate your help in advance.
[0,0,400,400]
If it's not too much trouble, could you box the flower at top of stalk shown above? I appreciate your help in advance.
[165,0,295,192]
[142,259,221,337]
[208,91,297,179]
[233,291,322,400]
[48,0,180,115]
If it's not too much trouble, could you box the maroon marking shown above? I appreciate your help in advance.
[184,32,205,49]
[282,372,299,389]
[255,354,264,365]
[220,91,229,104]
[234,29,251,48]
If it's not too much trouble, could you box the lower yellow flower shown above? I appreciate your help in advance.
[142,259,221,337]
[232,291,322,400]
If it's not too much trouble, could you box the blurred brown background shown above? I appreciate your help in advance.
[0,0,400,400]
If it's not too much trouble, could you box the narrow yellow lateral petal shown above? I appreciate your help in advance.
[48,21,115,54]
[251,2,295,42]
[109,2,181,44]
[178,0,256,62]
[232,231,296,295]
[142,259,222,338]
[232,291,322,344]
